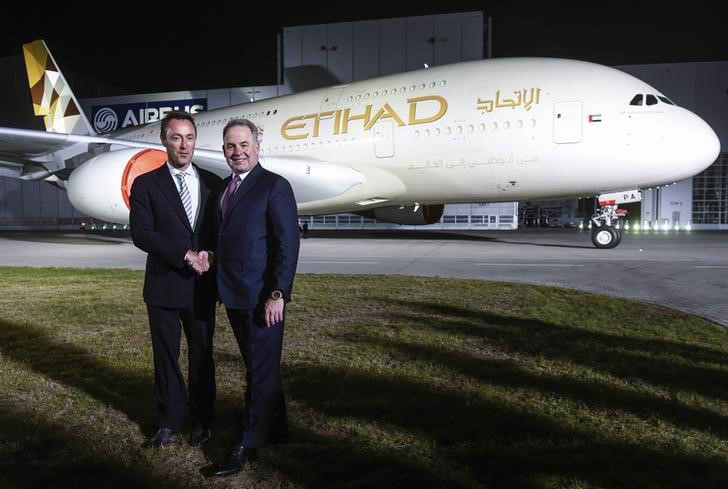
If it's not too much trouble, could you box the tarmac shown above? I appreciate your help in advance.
[0,228,726,327]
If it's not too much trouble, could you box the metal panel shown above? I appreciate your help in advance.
[434,13,462,66]
[301,24,328,67]
[406,15,434,71]
[327,22,353,83]
[462,11,484,61]
[379,18,406,76]
[21,180,41,218]
[353,20,379,81]
[283,26,302,68]
[39,183,59,226]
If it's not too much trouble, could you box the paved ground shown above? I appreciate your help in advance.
[1,228,726,327]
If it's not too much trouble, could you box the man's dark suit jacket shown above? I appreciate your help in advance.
[215,163,299,310]
[129,163,222,309]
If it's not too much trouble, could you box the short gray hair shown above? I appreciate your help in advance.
[223,118,259,141]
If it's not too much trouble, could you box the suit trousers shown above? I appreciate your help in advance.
[146,303,216,430]
[226,307,286,448]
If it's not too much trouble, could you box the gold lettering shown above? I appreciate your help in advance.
[311,111,333,137]
[342,105,372,134]
[408,95,448,125]
[333,109,342,135]
[364,103,405,130]
[281,115,308,140]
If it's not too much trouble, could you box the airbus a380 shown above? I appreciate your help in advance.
[0,40,720,248]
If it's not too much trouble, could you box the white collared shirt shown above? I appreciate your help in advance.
[167,162,200,226]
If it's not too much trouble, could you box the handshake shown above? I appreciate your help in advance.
[185,250,213,275]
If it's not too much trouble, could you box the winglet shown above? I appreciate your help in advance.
[22,39,94,135]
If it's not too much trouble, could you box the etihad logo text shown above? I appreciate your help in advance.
[280,95,447,140]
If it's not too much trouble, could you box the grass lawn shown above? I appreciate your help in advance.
[0,267,726,489]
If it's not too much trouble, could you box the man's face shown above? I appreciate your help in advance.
[223,125,260,174]
[161,118,196,170]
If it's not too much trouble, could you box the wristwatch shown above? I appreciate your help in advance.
[270,290,283,301]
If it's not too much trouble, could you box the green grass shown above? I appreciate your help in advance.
[0,267,726,489]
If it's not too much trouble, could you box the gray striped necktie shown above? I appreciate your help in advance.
[176,172,194,225]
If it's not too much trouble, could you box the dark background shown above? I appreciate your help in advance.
[2,2,726,96]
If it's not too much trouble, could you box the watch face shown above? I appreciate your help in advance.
[271,290,283,300]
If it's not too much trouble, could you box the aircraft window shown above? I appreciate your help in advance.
[267,110,270,115]
[400,87,406,93]
[440,80,446,87]
[274,109,277,114]
[445,127,452,135]
[630,94,644,106]
[414,130,420,138]
[491,122,498,131]
[516,120,523,129]
[424,129,430,137]
[382,90,387,96]
[467,124,474,133]
[410,85,415,91]
[347,96,353,102]
[479,123,486,132]
[658,96,675,105]
[529,119,536,128]
[302,143,307,150]
[456,126,463,134]
[365,93,369,99]
[356,95,361,100]
[373,91,378,97]
[419,83,425,90]
[646,94,658,106]
[435,128,441,136]
[430,82,436,88]
[504,121,511,130]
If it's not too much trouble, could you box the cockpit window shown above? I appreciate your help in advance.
[629,94,644,106]
[630,93,675,106]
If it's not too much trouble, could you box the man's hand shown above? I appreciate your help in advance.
[185,250,212,275]
[264,297,284,327]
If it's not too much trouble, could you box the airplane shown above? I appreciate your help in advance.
[0,40,720,249]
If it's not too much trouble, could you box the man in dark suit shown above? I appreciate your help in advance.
[204,119,299,478]
[129,110,222,449]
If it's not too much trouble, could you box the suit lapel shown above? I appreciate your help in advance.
[193,164,209,233]
[225,164,262,216]
[154,165,192,231]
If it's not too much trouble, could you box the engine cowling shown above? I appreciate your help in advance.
[66,148,168,223]
[359,204,444,225]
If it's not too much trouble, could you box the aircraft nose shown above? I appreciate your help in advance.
[663,111,721,181]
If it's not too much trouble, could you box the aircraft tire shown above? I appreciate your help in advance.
[591,226,620,249]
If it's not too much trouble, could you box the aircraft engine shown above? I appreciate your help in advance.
[66,148,168,224]
[359,204,444,225]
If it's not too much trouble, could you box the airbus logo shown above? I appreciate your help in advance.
[91,99,207,133]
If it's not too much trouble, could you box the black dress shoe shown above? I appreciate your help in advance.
[188,425,212,448]
[201,444,257,477]
[142,428,175,448]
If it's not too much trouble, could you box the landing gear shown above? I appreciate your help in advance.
[591,225,621,248]
[590,203,627,249]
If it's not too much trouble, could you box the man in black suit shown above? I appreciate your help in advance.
[130,110,222,449]
[204,119,299,477]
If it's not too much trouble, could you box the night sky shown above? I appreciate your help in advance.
[3,3,726,96]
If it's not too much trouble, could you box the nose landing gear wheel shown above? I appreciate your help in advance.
[591,226,621,249]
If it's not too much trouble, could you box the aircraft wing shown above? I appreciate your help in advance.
[0,125,406,217]
[0,126,162,180]
[194,148,407,211]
